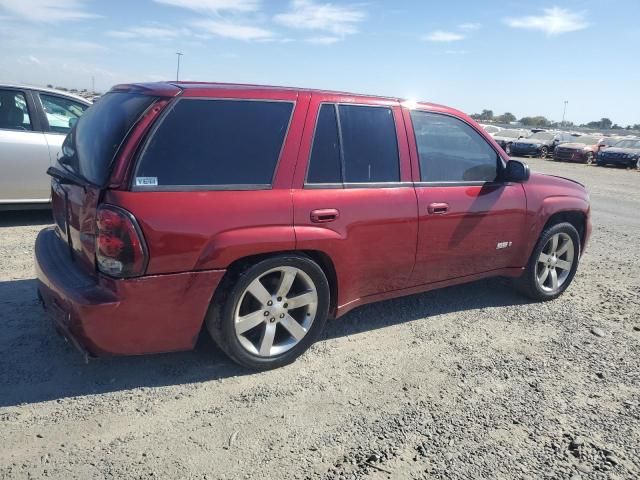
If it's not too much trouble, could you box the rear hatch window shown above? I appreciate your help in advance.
[60,92,156,185]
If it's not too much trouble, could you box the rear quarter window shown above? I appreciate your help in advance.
[135,99,294,189]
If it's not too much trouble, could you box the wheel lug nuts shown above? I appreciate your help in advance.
[267,300,273,306]
[280,313,285,318]
[270,318,275,323]
[264,311,270,316]
[283,303,288,308]
[277,297,282,302]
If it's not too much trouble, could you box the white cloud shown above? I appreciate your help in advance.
[422,31,465,42]
[153,0,259,13]
[274,0,365,37]
[0,0,97,22]
[306,35,340,45]
[458,22,480,31]
[192,20,274,41]
[107,26,187,39]
[27,55,42,65]
[504,7,589,36]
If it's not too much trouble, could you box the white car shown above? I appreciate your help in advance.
[479,124,503,135]
[0,84,91,209]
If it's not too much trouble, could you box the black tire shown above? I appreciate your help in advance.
[515,222,581,301]
[540,146,548,159]
[205,254,330,370]
[585,152,595,165]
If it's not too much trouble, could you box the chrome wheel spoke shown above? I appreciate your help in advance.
[287,291,316,309]
[280,314,307,341]
[538,252,550,264]
[549,269,559,290]
[548,234,559,253]
[276,269,296,298]
[556,240,570,257]
[247,279,272,305]
[538,267,550,285]
[556,259,572,271]
[236,310,265,334]
[259,323,276,356]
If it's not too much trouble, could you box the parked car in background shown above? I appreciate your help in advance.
[510,131,573,158]
[480,124,503,135]
[552,135,605,164]
[36,81,591,370]
[0,84,91,209]
[492,129,530,155]
[597,138,640,168]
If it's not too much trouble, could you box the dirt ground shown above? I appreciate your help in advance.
[1,158,639,480]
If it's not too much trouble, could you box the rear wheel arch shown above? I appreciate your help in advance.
[213,249,339,318]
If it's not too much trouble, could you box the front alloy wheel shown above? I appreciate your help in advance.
[585,152,595,165]
[516,222,580,301]
[540,146,549,158]
[535,233,575,293]
[505,143,512,155]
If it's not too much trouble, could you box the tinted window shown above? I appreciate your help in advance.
[307,104,342,183]
[63,92,155,185]
[0,90,32,131]
[410,111,499,182]
[338,105,400,183]
[40,94,88,134]
[137,99,293,187]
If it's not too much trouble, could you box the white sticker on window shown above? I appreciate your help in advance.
[135,177,158,187]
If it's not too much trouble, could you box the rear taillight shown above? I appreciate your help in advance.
[96,205,147,278]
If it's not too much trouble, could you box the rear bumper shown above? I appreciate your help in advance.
[35,227,225,356]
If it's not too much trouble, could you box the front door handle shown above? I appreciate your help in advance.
[310,208,339,223]
[427,202,449,215]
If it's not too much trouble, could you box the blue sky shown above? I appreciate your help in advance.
[1,0,639,125]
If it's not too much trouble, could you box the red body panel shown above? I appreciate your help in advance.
[35,81,592,357]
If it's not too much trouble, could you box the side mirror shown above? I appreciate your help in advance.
[504,159,530,182]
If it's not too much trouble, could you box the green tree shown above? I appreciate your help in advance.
[519,116,550,127]
[496,112,516,123]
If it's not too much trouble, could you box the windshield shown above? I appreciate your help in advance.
[573,136,599,145]
[529,132,554,141]
[60,92,156,185]
[498,130,523,138]
[614,139,640,149]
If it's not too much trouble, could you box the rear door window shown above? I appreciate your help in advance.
[410,111,499,183]
[39,94,89,134]
[306,103,400,185]
[135,99,293,188]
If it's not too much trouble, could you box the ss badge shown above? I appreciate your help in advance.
[496,241,513,250]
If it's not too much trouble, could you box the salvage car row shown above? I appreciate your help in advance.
[480,124,640,169]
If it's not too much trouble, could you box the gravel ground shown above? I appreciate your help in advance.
[1,158,639,480]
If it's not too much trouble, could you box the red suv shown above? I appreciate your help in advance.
[35,82,591,369]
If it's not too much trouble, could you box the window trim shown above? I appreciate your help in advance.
[36,92,90,135]
[409,109,507,187]
[0,88,36,132]
[130,96,295,192]
[304,102,402,188]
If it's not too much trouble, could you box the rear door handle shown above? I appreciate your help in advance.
[310,208,339,223]
[427,202,449,215]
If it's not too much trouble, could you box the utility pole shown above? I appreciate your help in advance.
[91,75,95,93]
[561,100,568,128]
[176,52,183,81]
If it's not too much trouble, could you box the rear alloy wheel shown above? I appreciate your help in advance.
[505,143,512,156]
[540,146,549,159]
[516,222,580,301]
[206,255,330,370]
[585,152,595,165]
